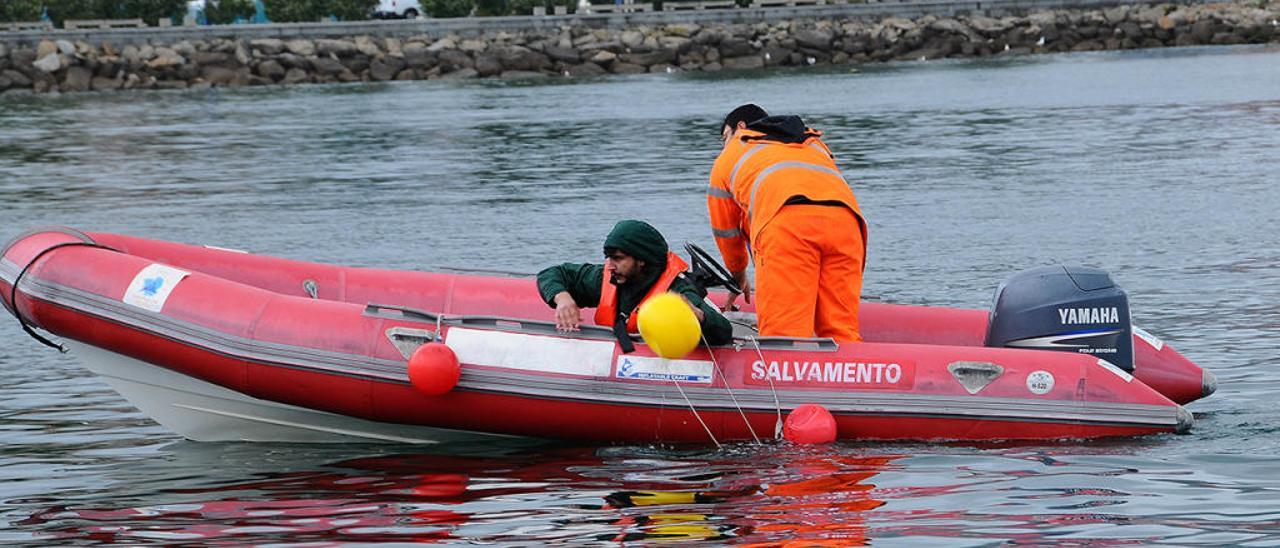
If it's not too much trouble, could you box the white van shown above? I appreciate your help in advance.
[372,0,424,18]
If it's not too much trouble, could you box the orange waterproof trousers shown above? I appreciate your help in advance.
[753,204,865,342]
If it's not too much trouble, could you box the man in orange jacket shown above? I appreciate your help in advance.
[707,104,868,342]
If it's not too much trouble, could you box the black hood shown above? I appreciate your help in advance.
[745,115,813,144]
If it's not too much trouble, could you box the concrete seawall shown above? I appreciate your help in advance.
[1,0,1276,94]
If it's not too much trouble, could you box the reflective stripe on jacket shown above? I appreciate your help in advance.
[594,252,690,333]
[707,129,867,272]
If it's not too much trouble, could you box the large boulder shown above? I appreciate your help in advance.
[256,59,286,80]
[2,69,31,88]
[282,68,309,84]
[1190,19,1215,43]
[276,53,311,70]
[316,39,359,57]
[619,49,675,67]
[32,53,61,73]
[721,55,764,70]
[496,46,551,72]
[437,49,473,70]
[589,50,617,64]
[620,30,646,50]
[795,28,834,50]
[309,56,346,75]
[356,36,383,57]
[763,46,792,66]
[402,43,436,68]
[36,40,58,59]
[284,39,315,56]
[929,18,982,42]
[202,66,249,86]
[718,38,755,58]
[369,57,407,81]
[61,66,93,92]
[664,23,701,38]
[340,55,370,74]
[251,39,285,55]
[543,45,580,64]
[1104,6,1129,25]
[147,48,185,69]
[967,16,1012,36]
[564,62,607,76]
[459,39,487,53]
[427,37,457,52]
[384,37,403,58]
[439,67,479,79]
[190,51,232,66]
[658,35,693,53]
[473,53,503,77]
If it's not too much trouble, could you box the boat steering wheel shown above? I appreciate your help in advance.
[683,242,742,295]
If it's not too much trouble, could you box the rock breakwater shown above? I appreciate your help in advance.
[1,1,1276,94]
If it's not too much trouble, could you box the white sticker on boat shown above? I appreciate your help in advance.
[444,328,613,377]
[615,355,714,384]
[1132,325,1164,351]
[1026,370,1055,395]
[122,264,189,312]
[1096,359,1134,383]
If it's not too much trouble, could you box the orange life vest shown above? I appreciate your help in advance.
[595,252,689,332]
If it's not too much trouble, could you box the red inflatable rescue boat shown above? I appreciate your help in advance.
[1,227,1215,444]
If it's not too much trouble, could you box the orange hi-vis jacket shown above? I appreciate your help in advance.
[707,128,866,273]
[594,252,689,333]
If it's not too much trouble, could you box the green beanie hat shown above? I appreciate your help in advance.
[603,220,668,265]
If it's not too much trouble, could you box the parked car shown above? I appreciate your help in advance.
[372,0,424,18]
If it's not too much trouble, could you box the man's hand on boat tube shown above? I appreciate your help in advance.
[723,269,752,311]
[553,291,582,332]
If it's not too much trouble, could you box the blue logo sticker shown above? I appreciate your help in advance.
[141,277,165,296]
[615,356,712,383]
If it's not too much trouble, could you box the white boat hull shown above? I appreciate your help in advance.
[66,340,527,444]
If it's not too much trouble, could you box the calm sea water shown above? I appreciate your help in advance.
[2,45,1279,544]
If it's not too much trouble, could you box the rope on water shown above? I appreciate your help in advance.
[702,331,761,445]
[670,376,721,450]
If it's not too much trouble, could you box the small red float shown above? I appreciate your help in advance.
[407,343,460,396]
[784,404,838,444]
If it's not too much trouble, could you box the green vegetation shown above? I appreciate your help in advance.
[422,0,475,18]
[203,0,255,23]
[0,0,616,23]
[264,0,379,22]
[0,0,187,25]
[0,0,46,22]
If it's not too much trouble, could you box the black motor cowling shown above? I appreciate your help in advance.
[984,265,1134,372]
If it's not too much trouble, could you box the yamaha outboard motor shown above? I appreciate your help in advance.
[985,265,1134,372]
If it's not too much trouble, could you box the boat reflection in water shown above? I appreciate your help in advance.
[603,454,892,546]
[16,446,895,545]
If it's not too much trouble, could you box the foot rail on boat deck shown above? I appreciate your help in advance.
[363,302,840,351]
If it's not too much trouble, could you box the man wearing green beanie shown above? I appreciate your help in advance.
[538,220,733,352]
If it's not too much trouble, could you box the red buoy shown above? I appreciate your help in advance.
[407,343,460,396]
[784,404,838,444]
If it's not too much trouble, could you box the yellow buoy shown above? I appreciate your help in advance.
[637,292,702,359]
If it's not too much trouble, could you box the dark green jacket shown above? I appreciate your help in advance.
[537,262,734,346]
